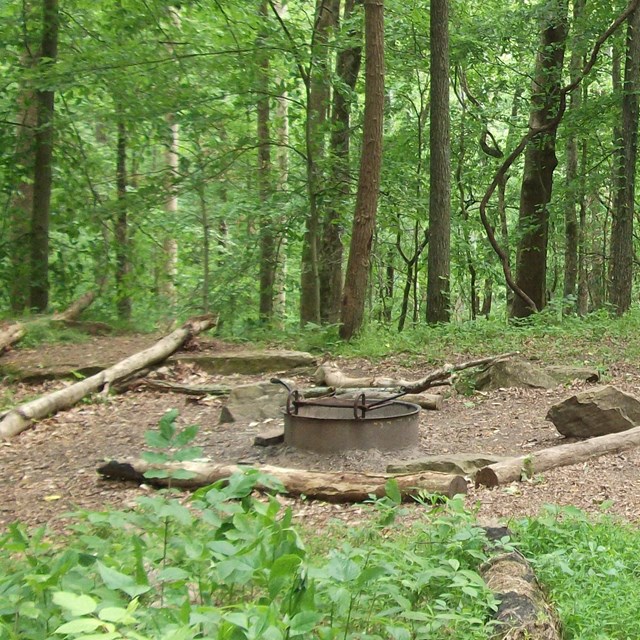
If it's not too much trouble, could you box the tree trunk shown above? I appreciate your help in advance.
[300,0,337,325]
[426,0,451,324]
[562,0,585,311]
[97,459,466,502]
[319,0,362,324]
[608,6,640,315]
[257,0,275,322]
[9,38,38,313]
[115,119,132,321]
[339,0,384,340]
[511,0,568,318]
[0,315,216,439]
[29,0,59,312]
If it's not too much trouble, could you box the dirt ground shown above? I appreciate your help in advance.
[2,334,640,533]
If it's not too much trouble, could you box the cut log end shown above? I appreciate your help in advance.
[475,467,500,488]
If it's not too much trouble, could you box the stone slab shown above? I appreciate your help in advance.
[173,350,316,375]
[387,453,507,476]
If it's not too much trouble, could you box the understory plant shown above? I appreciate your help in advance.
[0,412,500,639]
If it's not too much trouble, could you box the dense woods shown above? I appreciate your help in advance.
[2,0,640,333]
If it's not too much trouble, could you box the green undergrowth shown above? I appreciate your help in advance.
[0,475,503,640]
[243,307,640,369]
[514,504,640,640]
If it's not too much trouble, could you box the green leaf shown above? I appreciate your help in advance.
[98,606,136,624]
[144,431,171,449]
[52,591,97,616]
[97,562,151,598]
[141,451,170,464]
[159,409,179,440]
[169,468,198,480]
[158,567,190,582]
[143,468,171,479]
[55,618,102,633]
[288,611,322,636]
[173,424,199,447]
[385,478,402,504]
[172,447,204,462]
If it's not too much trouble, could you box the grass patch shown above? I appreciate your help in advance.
[514,504,640,639]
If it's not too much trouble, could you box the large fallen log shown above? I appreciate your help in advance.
[315,352,517,394]
[480,550,560,639]
[0,315,216,440]
[475,423,640,487]
[97,459,468,502]
[0,291,97,354]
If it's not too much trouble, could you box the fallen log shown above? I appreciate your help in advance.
[97,459,468,502]
[0,291,97,354]
[315,352,517,394]
[475,423,640,487]
[0,314,216,440]
[135,379,232,396]
[0,323,26,354]
[480,551,560,639]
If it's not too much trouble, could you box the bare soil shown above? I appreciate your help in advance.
[2,335,640,533]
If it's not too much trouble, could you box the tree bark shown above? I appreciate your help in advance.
[97,459,467,502]
[319,0,362,324]
[340,0,384,339]
[562,0,585,311]
[300,0,337,325]
[29,0,59,312]
[511,0,568,318]
[257,0,275,322]
[608,5,640,315]
[0,315,216,439]
[475,422,640,488]
[426,0,451,324]
[115,118,131,321]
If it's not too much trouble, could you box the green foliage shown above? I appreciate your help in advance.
[514,505,640,639]
[0,475,501,639]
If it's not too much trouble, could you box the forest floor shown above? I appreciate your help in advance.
[2,333,640,533]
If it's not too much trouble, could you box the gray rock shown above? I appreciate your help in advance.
[219,382,287,424]
[387,453,506,476]
[173,350,316,375]
[546,385,640,438]
[545,365,600,384]
[475,359,558,391]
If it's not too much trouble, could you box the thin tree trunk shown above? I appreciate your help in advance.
[426,0,451,324]
[161,114,179,313]
[512,0,568,318]
[577,140,589,315]
[300,0,337,325]
[9,53,37,313]
[563,0,585,311]
[257,0,275,322]
[609,6,640,315]
[115,119,131,321]
[340,0,384,339]
[29,0,59,312]
[320,0,362,324]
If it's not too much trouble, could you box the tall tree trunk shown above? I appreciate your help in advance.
[563,0,585,311]
[257,0,275,322]
[300,0,337,325]
[115,120,132,321]
[29,0,59,312]
[426,0,451,324]
[9,49,38,313]
[161,113,179,313]
[511,0,568,319]
[608,6,640,315]
[339,0,384,340]
[319,0,362,324]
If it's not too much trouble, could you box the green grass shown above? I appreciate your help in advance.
[514,504,640,639]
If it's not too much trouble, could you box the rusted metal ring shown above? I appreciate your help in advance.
[353,393,366,420]
[286,389,301,415]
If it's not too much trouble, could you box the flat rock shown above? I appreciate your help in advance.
[387,453,506,476]
[254,428,285,447]
[219,382,287,423]
[173,350,316,375]
[546,385,640,438]
[545,365,600,384]
[475,359,558,391]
